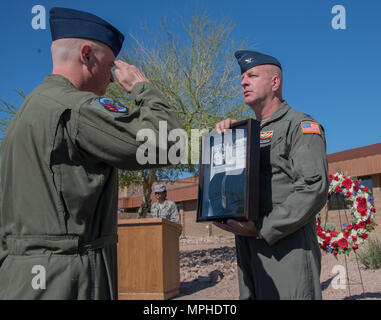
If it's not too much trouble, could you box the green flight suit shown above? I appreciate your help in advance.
[0,74,182,299]
[236,101,328,300]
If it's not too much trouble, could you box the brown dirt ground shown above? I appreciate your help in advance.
[176,235,381,300]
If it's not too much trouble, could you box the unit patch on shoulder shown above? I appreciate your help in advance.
[98,97,128,113]
[260,130,273,144]
[301,121,321,135]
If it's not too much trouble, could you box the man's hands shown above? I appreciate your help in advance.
[213,219,260,237]
[114,60,149,93]
[215,118,238,134]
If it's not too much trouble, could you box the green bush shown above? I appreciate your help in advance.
[323,222,336,232]
[359,238,381,270]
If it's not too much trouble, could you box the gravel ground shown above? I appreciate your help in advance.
[177,235,381,300]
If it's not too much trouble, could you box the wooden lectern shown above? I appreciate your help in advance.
[117,218,181,300]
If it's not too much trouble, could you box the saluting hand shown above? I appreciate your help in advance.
[114,60,149,93]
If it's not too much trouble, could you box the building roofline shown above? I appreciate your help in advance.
[327,143,381,163]
[120,143,381,209]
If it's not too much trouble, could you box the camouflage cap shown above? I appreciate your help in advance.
[154,184,166,193]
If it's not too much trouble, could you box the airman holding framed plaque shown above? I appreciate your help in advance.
[209,50,329,300]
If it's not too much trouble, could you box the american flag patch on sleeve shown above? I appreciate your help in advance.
[300,121,321,134]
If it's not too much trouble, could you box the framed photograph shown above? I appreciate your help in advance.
[196,119,260,222]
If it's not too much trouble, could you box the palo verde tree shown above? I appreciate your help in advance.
[106,12,252,217]
[0,90,25,143]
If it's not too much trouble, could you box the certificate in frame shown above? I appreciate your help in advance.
[196,119,260,222]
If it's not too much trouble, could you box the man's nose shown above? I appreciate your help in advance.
[241,76,248,87]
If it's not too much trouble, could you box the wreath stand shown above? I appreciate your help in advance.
[323,194,365,297]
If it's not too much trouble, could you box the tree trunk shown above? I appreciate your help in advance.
[138,170,156,218]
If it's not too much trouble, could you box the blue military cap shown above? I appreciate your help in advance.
[235,50,282,74]
[49,7,124,57]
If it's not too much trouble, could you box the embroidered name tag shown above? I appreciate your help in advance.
[260,130,273,143]
[301,121,321,134]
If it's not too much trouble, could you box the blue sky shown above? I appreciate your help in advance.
[1,0,380,154]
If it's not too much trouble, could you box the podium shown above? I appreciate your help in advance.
[117,218,181,300]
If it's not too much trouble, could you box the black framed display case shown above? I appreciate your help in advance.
[196,119,260,222]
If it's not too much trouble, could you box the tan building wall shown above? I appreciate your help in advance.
[119,198,234,237]
[179,200,232,237]
[119,143,381,238]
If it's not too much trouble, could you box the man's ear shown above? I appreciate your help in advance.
[80,45,92,65]
[272,75,281,92]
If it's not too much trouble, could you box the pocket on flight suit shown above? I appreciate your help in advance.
[269,128,291,174]
[291,143,322,191]
[0,255,13,299]
[0,254,51,299]
[0,253,86,300]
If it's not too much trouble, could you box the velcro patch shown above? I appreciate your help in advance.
[301,121,321,134]
[260,130,273,143]
[99,97,128,113]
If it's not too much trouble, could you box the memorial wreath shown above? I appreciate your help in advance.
[317,172,377,256]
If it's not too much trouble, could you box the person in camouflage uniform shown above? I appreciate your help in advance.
[150,184,179,223]
[214,50,328,300]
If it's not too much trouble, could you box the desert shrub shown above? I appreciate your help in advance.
[323,222,337,232]
[359,238,381,270]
